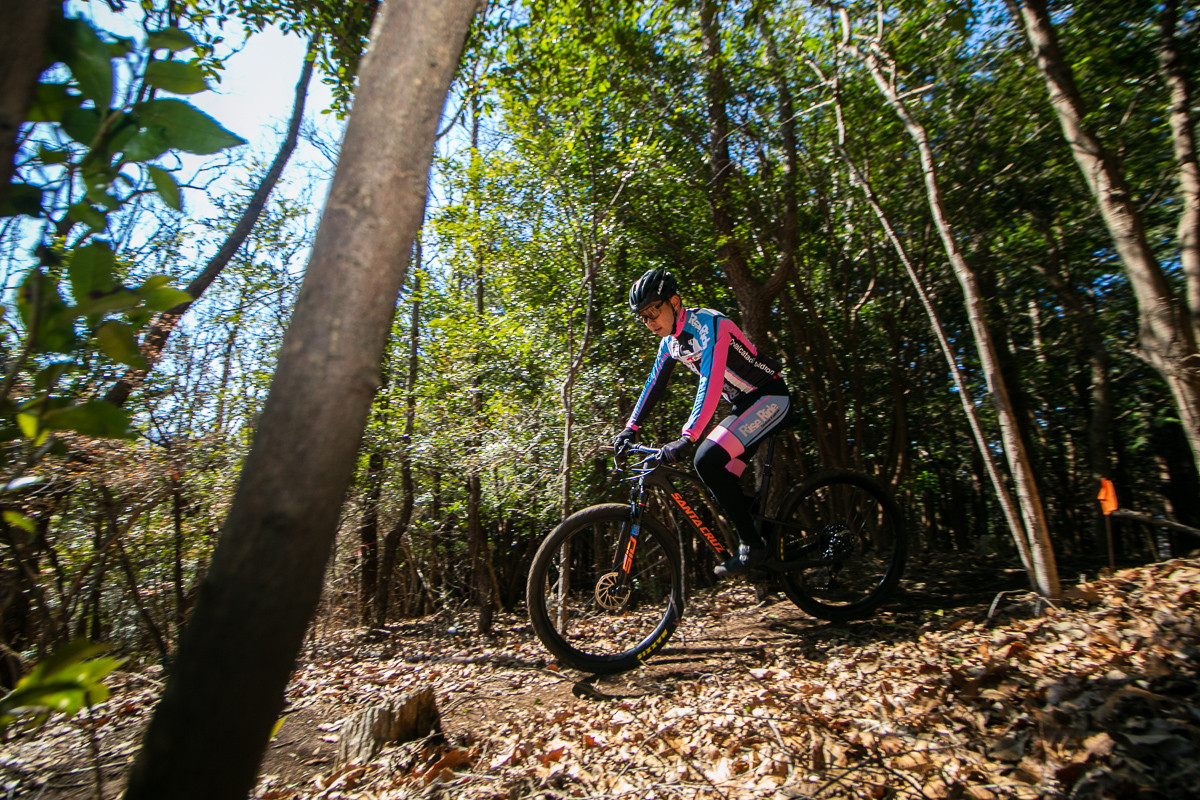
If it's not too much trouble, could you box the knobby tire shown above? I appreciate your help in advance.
[527,504,683,674]
[772,469,906,622]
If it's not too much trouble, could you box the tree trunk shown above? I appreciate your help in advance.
[843,20,1059,599]
[122,2,479,797]
[105,37,318,408]
[465,103,495,636]
[1009,0,1200,475]
[0,0,57,210]
[698,0,789,345]
[358,452,383,626]
[1157,0,1200,349]
[561,259,596,518]
[375,268,422,627]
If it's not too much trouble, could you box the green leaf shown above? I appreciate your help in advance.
[67,201,107,232]
[138,275,173,291]
[141,286,192,312]
[43,401,134,439]
[75,289,140,318]
[50,17,113,109]
[16,411,43,443]
[2,510,36,533]
[145,59,208,95]
[28,83,81,123]
[121,126,169,162]
[148,166,181,210]
[133,99,245,155]
[18,269,77,353]
[147,27,198,52]
[1,640,122,735]
[95,320,147,368]
[61,107,102,146]
[0,183,44,219]
[68,241,117,304]
[34,361,71,392]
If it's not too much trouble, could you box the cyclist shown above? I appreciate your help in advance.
[614,268,791,577]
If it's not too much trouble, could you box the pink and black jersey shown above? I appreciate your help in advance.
[626,307,782,441]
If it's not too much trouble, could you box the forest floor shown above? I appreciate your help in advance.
[3,553,1200,799]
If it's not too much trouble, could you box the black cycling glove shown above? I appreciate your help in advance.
[658,436,693,464]
[613,427,638,455]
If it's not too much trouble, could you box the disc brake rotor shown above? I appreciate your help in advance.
[595,571,632,610]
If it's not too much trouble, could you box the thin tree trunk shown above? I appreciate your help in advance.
[1008,0,1200,475]
[171,475,186,634]
[466,102,496,636]
[357,452,383,626]
[105,37,319,408]
[114,540,169,661]
[560,261,596,518]
[375,267,422,627]
[842,20,1059,599]
[1157,0,1200,348]
[122,2,479,796]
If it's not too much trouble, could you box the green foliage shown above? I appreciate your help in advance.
[0,640,122,734]
[1,9,245,469]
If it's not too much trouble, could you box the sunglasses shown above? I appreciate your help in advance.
[636,300,669,323]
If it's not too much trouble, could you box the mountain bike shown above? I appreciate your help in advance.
[526,432,906,673]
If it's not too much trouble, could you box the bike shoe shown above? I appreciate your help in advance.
[714,544,768,578]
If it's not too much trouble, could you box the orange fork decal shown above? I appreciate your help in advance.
[622,532,638,573]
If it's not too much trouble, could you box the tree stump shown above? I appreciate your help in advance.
[336,686,441,765]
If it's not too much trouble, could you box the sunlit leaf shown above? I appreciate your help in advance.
[43,401,134,439]
[133,99,246,155]
[1,510,36,534]
[145,59,208,95]
[95,320,147,368]
[141,286,192,312]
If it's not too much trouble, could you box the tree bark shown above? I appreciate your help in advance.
[0,0,57,211]
[1157,0,1200,348]
[358,451,383,626]
[698,0,789,345]
[1009,0,1200,475]
[121,2,479,797]
[837,11,1059,598]
[374,268,422,627]
[105,37,318,408]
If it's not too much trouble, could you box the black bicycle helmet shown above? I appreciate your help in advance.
[628,268,679,312]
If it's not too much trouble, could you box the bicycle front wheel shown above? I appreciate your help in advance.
[527,503,684,673]
[773,470,906,622]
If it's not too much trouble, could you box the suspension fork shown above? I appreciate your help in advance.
[610,476,650,585]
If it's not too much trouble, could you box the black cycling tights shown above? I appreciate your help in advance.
[693,387,790,549]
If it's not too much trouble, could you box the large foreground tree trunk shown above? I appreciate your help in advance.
[122,2,479,798]
[1009,0,1200,476]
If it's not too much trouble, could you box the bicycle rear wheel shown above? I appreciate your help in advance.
[773,470,906,622]
[527,503,683,673]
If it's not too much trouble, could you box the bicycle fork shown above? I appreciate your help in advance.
[594,478,650,610]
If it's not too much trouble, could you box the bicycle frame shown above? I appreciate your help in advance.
[610,435,784,584]
[610,436,847,581]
